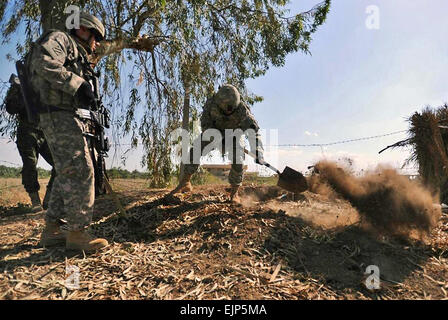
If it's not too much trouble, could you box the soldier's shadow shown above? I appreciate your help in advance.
[94,187,447,297]
[0,205,42,220]
[261,213,446,297]
[94,190,230,243]
[0,190,151,271]
[0,227,82,272]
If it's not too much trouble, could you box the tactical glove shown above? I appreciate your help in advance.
[76,81,95,107]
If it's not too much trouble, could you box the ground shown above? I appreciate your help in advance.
[0,178,447,300]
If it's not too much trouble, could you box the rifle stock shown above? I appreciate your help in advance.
[15,60,40,124]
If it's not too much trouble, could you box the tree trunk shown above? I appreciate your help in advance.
[39,0,71,33]
[92,36,161,64]
[179,83,191,180]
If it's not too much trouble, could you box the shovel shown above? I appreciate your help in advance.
[243,149,308,194]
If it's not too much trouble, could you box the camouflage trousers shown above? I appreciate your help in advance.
[39,111,95,231]
[16,122,56,194]
[183,135,245,186]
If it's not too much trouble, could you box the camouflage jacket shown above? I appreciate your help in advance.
[3,79,39,130]
[28,30,90,111]
[200,96,264,153]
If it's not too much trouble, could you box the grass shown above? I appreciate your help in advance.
[0,178,48,207]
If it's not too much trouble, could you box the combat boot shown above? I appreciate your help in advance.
[229,185,241,204]
[39,220,66,247]
[29,192,43,212]
[66,230,108,251]
[171,173,193,194]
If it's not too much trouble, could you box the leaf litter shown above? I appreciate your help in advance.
[0,179,447,300]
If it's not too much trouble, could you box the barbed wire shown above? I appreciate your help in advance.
[268,130,408,147]
[0,130,409,170]
[106,130,409,148]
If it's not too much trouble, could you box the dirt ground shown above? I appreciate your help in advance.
[0,178,447,300]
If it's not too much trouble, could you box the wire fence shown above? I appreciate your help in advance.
[0,129,416,192]
[105,130,408,148]
[1,129,409,166]
[0,129,410,178]
[270,130,407,148]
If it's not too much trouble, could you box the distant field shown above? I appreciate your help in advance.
[0,178,152,208]
[0,178,48,207]
[0,175,276,207]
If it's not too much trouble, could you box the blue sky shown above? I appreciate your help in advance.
[1,0,448,174]
[247,0,448,174]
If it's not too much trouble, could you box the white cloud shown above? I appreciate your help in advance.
[304,131,319,137]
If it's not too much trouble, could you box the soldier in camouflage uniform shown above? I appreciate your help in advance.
[29,12,108,251]
[172,84,265,203]
[4,77,56,212]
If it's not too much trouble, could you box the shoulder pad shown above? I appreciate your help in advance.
[38,31,77,63]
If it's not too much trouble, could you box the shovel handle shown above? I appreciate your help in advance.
[243,148,281,175]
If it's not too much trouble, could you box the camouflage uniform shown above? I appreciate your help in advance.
[183,94,263,186]
[29,30,95,231]
[16,119,56,195]
[4,77,56,200]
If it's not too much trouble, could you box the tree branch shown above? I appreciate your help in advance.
[91,34,167,64]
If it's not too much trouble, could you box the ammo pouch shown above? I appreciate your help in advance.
[75,108,96,135]
[75,108,110,153]
[75,108,93,121]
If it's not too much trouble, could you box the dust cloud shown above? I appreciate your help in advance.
[309,161,441,238]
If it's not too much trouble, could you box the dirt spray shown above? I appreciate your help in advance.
[309,161,441,238]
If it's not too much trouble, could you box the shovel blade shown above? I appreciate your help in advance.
[277,166,308,194]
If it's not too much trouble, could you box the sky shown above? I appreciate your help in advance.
[1,0,448,175]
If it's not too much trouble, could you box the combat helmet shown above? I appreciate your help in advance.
[215,84,240,114]
[79,12,105,41]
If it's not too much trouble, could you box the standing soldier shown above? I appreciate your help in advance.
[171,84,265,203]
[28,12,108,251]
[4,75,56,212]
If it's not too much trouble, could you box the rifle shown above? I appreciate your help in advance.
[85,65,110,197]
[15,60,40,124]
[73,63,125,218]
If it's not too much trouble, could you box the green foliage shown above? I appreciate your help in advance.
[0,165,51,178]
[191,166,223,185]
[0,165,147,179]
[0,0,332,187]
[107,167,148,179]
[0,80,18,140]
[243,172,277,186]
[0,165,21,178]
